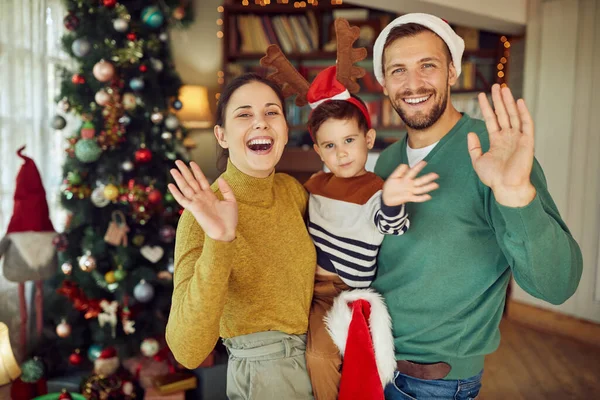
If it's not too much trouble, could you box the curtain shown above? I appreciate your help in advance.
[0,0,68,361]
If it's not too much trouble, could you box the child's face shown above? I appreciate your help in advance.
[313,118,376,178]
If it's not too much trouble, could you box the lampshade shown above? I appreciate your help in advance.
[0,322,21,385]
[176,85,213,128]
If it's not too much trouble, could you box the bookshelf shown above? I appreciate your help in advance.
[220,1,514,180]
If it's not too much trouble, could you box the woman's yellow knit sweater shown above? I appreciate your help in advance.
[165,160,316,369]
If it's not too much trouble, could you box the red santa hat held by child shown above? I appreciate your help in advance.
[325,289,397,400]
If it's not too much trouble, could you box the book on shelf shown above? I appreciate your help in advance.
[230,12,319,56]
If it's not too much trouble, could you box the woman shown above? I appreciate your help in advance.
[165,73,316,399]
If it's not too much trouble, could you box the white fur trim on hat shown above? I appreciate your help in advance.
[308,89,351,109]
[373,13,465,86]
[324,289,396,387]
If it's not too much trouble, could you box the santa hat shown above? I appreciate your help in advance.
[6,146,54,234]
[94,347,120,376]
[325,289,396,400]
[306,66,372,142]
[373,13,466,86]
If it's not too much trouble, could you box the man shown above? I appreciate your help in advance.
[371,13,583,399]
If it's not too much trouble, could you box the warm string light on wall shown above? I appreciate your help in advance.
[216,5,224,101]
[498,35,510,87]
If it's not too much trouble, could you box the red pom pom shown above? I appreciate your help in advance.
[127,32,137,41]
[148,189,162,204]
[139,64,148,73]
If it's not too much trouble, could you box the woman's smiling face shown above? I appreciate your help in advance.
[214,81,289,178]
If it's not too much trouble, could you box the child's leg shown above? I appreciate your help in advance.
[306,275,350,400]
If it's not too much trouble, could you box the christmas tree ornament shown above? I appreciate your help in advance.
[159,225,176,243]
[140,338,159,357]
[56,319,71,338]
[132,234,145,247]
[64,13,79,31]
[129,77,144,91]
[67,171,82,185]
[58,389,73,400]
[118,114,131,126]
[102,0,117,8]
[94,89,111,106]
[51,115,67,130]
[75,139,102,163]
[150,111,164,124]
[114,267,126,281]
[167,258,175,273]
[71,73,85,84]
[121,160,134,171]
[172,99,182,110]
[122,381,134,396]
[164,114,180,130]
[91,186,110,207]
[71,37,91,57]
[135,146,152,163]
[88,344,103,361]
[98,300,119,338]
[147,189,162,205]
[134,279,155,303]
[161,131,173,140]
[157,270,172,280]
[113,18,128,32]
[61,262,73,275]
[140,245,163,263]
[150,58,163,72]
[139,64,148,73]
[104,210,129,247]
[11,357,47,399]
[141,6,164,29]
[121,305,135,334]
[79,251,97,272]
[164,192,175,203]
[53,233,69,252]
[126,32,137,41]
[58,98,71,112]
[105,271,116,284]
[93,60,115,82]
[173,6,186,20]
[159,32,168,41]
[69,349,83,366]
[80,121,96,139]
[122,92,137,110]
[103,184,119,201]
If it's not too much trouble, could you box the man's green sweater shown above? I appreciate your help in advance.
[373,113,582,380]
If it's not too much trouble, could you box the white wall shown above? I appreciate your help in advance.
[348,0,526,34]
[171,0,223,182]
[513,0,600,323]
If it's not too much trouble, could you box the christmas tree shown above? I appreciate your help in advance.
[37,0,195,375]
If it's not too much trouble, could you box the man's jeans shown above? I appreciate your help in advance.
[384,370,483,400]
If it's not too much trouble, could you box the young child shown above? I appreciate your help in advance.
[303,66,439,400]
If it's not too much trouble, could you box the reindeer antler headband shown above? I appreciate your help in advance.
[260,19,371,138]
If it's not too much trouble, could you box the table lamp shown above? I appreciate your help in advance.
[176,85,213,128]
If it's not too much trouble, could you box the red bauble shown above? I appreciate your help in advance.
[126,32,137,41]
[64,13,79,31]
[102,0,117,7]
[71,74,85,85]
[148,189,162,204]
[135,148,152,163]
[69,351,83,365]
[139,64,148,73]
[58,390,73,400]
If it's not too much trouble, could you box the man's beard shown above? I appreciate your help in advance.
[391,82,449,130]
